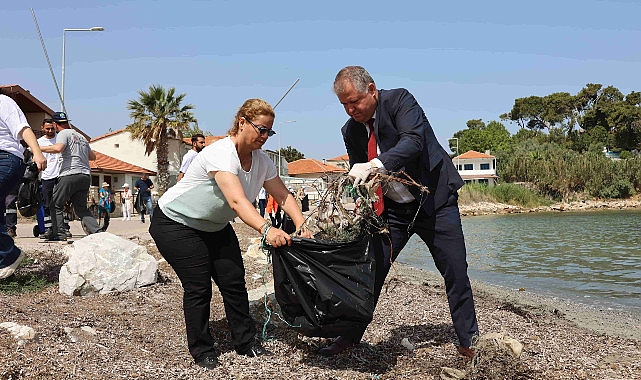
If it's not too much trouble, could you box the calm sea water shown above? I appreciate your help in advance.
[399,209,641,314]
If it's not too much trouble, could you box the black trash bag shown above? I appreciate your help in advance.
[17,162,42,217]
[272,234,376,338]
[281,214,296,234]
[134,192,146,214]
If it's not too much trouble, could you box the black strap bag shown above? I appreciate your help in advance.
[16,162,42,217]
[272,234,376,338]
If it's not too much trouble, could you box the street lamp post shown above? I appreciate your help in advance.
[277,120,296,177]
[61,26,104,112]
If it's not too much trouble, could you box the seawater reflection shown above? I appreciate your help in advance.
[399,209,641,314]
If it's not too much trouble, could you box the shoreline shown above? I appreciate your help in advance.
[395,263,641,341]
[3,219,640,378]
[458,197,641,216]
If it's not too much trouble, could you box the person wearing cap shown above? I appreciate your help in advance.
[0,93,46,279]
[98,182,112,228]
[177,134,206,182]
[39,111,102,242]
[121,183,133,221]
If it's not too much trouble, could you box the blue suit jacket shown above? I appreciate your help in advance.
[341,88,463,215]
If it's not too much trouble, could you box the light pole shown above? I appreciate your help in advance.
[61,26,104,112]
[277,120,296,176]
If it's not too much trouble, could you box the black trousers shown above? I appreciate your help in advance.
[149,207,256,361]
[41,178,56,230]
[347,195,479,348]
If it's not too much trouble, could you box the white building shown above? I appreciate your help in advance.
[453,150,498,185]
[90,129,186,190]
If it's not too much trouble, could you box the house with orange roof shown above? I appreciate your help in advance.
[326,154,350,170]
[90,128,189,190]
[453,150,498,185]
[284,158,347,201]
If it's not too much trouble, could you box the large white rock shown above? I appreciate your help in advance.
[59,232,158,296]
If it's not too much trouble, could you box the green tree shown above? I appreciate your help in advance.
[182,123,213,138]
[502,93,574,133]
[279,146,305,163]
[126,85,197,194]
[451,119,511,155]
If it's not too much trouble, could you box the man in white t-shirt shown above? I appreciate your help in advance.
[177,134,205,182]
[37,118,60,237]
[0,93,46,279]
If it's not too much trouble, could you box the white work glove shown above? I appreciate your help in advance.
[348,162,375,186]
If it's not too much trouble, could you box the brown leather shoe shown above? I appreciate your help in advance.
[318,336,357,356]
[457,346,475,359]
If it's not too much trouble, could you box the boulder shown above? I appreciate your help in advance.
[59,232,158,296]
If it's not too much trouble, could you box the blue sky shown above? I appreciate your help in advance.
[3,0,641,160]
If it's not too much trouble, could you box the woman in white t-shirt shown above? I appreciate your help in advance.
[149,98,312,370]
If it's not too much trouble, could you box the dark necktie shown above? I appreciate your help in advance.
[367,119,384,215]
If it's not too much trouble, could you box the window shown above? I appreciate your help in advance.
[478,179,489,185]
[463,164,473,170]
[114,144,119,148]
[91,175,100,187]
[480,163,490,170]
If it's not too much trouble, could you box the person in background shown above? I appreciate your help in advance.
[98,182,111,227]
[265,193,281,228]
[257,186,268,217]
[134,173,154,223]
[0,93,46,279]
[322,65,479,359]
[37,118,60,238]
[121,183,133,221]
[149,98,312,369]
[177,134,206,182]
[298,186,309,213]
[39,111,102,242]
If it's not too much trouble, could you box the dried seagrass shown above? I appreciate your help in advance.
[300,171,430,242]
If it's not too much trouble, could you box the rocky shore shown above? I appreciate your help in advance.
[1,215,640,379]
[459,197,641,216]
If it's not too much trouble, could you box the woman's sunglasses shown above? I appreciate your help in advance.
[245,117,276,137]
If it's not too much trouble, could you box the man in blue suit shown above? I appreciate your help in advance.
[320,66,478,359]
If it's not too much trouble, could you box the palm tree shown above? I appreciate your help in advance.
[126,85,197,194]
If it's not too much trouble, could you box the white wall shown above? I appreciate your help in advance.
[89,130,184,180]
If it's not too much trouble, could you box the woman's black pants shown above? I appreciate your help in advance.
[149,207,256,361]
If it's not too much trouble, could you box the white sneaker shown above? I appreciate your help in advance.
[0,251,25,279]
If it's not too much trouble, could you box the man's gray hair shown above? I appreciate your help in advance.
[333,66,375,94]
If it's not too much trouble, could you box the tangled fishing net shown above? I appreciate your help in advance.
[300,171,429,242]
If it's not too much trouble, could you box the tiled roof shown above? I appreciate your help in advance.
[456,150,495,159]
[90,151,156,175]
[90,128,126,142]
[327,154,349,162]
[288,158,347,175]
[181,135,226,146]
[1,84,90,140]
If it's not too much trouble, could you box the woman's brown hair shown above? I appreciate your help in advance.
[227,98,275,136]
